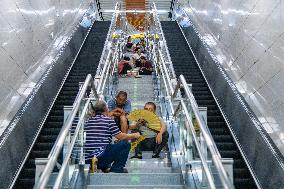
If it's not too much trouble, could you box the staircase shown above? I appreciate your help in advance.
[161,21,256,189]
[13,21,110,189]
[98,0,116,21]
[117,75,156,110]
[85,71,183,188]
[98,0,172,21]
[87,152,184,188]
[146,0,171,10]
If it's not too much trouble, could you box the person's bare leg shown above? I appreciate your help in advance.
[120,115,128,133]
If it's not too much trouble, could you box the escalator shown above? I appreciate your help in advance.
[14,21,110,189]
[161,21,256,189]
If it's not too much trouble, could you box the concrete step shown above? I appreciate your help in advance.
[89,173,182,185]
[124,167,175,173]
[87,185,184,189]
[129,151,169,159]
[126,159,171,168]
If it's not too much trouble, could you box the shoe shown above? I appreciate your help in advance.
[110,168,128,173]
[98,164,111,173]
[122,168,128,173]
[152,154,160,158]
[101,168,111,173]
[130,155,142,159]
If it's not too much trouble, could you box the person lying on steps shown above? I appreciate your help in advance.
[130,102,169,159]
[107,91,131,133]
[85,100,140,173]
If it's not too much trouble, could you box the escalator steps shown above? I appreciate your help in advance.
[13,21,110,189]
[161,21,256,189]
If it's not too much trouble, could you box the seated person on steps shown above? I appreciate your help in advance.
[125,36,133,51]
[132,48,145,67]
[118,56,132,75]
[85,100,140,173]
[140,37,146,50]
[107,91,131,133]
[139,56,153,75]
[130,102,169,159]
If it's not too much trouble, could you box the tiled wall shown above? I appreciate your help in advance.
[175,0,284,152]
[0,0,93,135]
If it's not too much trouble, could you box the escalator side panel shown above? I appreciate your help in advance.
[174,21,284,189]
[161,21,257,189]
[0,25,90,189]
[12,21,110,189]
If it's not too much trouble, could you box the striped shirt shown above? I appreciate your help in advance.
[85,114,120,159]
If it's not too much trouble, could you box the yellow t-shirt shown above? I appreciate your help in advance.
[139,117,164,138]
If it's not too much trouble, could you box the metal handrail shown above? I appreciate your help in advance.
[151,3,176,79]
[99,43,120,94]
[96,3,120,94]
[178,75,221,157]
[52,37,120,189]
[34,74,94,189]
[53,99,91,189]
[35,4,121,188]
[152,43,221,189]
[179,75,234,189]
[149,3,234,188]
[96,51,112,92]
[153,47,220,188]
[154,41,233,189]
[180,100,216,189]
[158,49,174,94]
[96,2,119,77]
[152,45,175,114]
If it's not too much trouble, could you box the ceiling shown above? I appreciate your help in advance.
[98,0,172,22]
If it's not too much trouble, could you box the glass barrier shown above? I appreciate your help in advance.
[148,3,234,189]
[34,3,234,189]
[34,3,125,189]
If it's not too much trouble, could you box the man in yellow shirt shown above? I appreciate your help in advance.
[130,102,168,159]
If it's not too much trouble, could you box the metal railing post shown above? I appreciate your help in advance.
[149,4,234,187]
[34,74,93,189]
[34,158,49,187]
[199,107,207,158]
[62,131,70,189]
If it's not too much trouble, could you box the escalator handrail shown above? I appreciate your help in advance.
[179,100,217,189]
[35,4,122,188]
[179,74,234,189]
[151,3,176,80]
[34,74,95,189]
[153,42,218,189]
[148,5,234,187]
[96,2,119,92]
[175,4,267,188]
[158,49,174,95]
[99,43,119,95]
[53,98,91,189]
[154,37,234,189]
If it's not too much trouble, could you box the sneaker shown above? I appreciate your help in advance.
[152,154,160,158]
[110,168,128,173]
[130,155,142,159]
[100,168,111,173]
[122,168,128,173]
